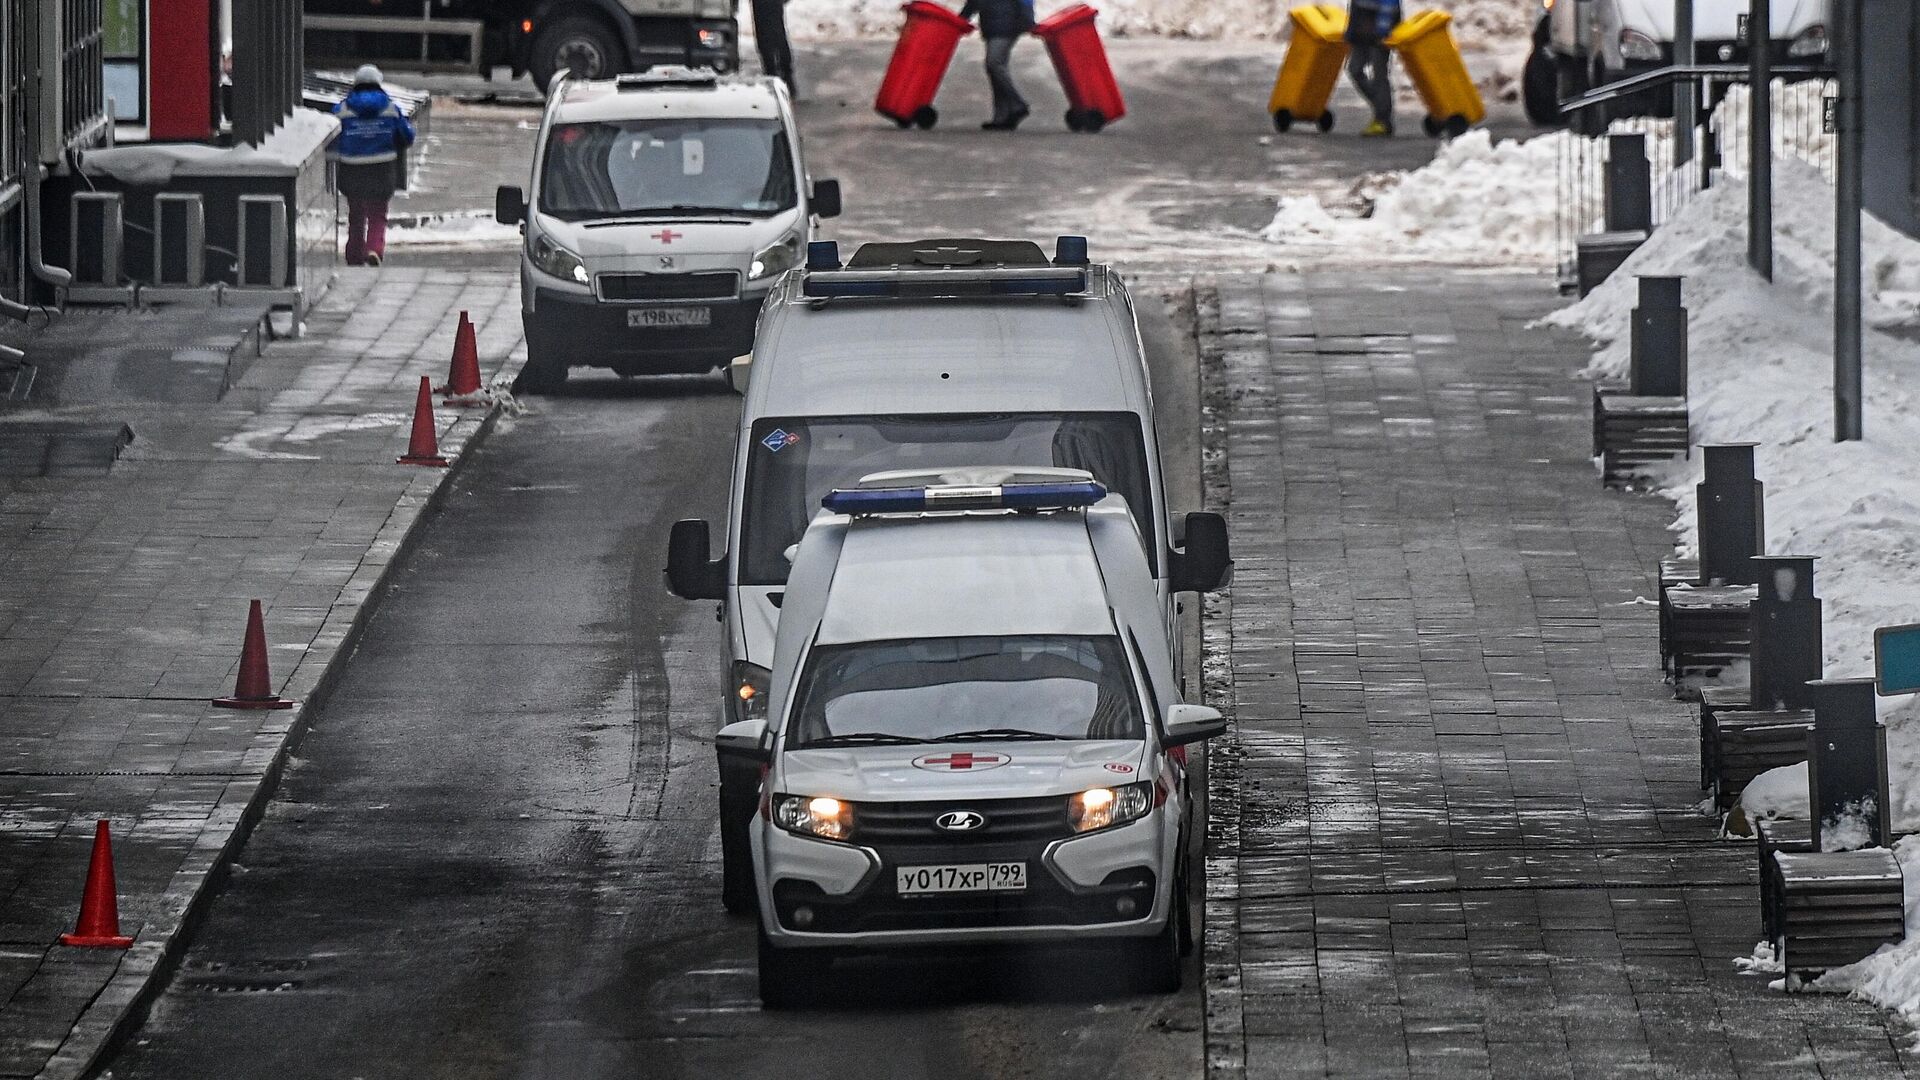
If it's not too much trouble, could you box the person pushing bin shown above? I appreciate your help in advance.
[1344,0,1401,136]
[961,0,1035,129]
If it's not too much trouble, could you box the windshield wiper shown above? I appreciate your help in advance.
[937,728,1068,742]
[798,732,932,748]
[580,205,755,222]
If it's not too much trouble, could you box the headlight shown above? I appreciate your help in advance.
[530,231,589,285]
[749,235,802,281]
[1068,782,1153,833]
[1788,25,1827,56]
[1617,29,1663,63]
[773,793,854,841]
[731,661,771,724]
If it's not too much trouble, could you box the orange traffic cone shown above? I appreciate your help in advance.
[213,599,295,710]
[59,821,135,948]
[398,376,450,467]
[438,311,485,403]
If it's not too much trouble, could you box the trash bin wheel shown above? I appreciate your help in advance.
[1315,111,1335,133]
[1444,114,1470,138]
[912,105,938,130]
[1065,108,1085,132]
[1421,115,1442,138]
[1272,109,1294,133]
[1081,109,1106,133]
[891,115,912,129]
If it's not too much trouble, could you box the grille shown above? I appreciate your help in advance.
[854,796,1072,845]
[773,867,1155,933]
[597,272,739,302]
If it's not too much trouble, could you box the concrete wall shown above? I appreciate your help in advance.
[1862,0,1920,236]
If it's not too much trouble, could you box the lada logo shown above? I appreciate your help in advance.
[935,810,987,832]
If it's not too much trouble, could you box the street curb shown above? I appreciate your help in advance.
[35,367,522,1080]
[1192,278,1246,1080]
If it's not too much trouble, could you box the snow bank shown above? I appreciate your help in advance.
[1260,128,1565,262]
[1546,157,1920,1017]
[784,0,1536,43]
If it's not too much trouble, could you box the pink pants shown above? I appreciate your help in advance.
[345,198,389,264]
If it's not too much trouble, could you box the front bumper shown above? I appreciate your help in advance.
[526,286,766,374]
[757,809,1173,949]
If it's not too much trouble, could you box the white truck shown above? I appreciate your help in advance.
[1524,0,1830,125]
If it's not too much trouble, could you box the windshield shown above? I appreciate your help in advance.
[538,119,796,221]
[740,413,1154,585]
[787,636,1144,748]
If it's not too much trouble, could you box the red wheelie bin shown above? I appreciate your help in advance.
[874,1,975,129]
[1032,4,1125,132]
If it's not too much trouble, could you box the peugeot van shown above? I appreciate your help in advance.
[665,236,1231,914]
[494,67,840,391]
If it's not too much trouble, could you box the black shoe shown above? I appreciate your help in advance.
[982,118,1012,130]
[1006,106,1030,130]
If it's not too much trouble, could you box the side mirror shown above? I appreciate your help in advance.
[726,352,753,394]
[665,519,728,600]
[1163,703,1227,747]
[495,185,525,226]
[1169,511,1232,593]
[811,178,842,219]
[716,717,772,764]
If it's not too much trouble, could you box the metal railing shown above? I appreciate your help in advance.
[1554,64,1836,287]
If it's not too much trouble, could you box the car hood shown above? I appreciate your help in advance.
[1618,0,1823,40]
[776,740,1149,802]
[536,213,797,261]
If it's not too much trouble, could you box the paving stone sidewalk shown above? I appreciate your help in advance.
[0,268,523,1079]
[1198,272,1912,1079]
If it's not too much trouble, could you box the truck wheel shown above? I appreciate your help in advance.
[530,16,625,90]
[758,926,829,1009]
[1522,46,1561,127]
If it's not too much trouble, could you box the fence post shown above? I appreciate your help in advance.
[1698,444,1765,586]
[1834,0,1863,441]
[1749,555,1822,710]
[1630,276,1687,396]
[1674,0,1696,169]
[1747,0,1773,280]
[1606,134,1654,233]
[1805,677,1890,851]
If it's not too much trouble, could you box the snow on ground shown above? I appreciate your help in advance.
[784,0,1536,46]
[382,209,523,250]
[1542,158,1920,1013]
[1261,128,1563,263]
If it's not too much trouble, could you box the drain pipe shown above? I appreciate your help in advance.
[20,19,72,298]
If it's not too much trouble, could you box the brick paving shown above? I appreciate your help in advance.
[1199,273,1912,1079]
[0,268,521,1079]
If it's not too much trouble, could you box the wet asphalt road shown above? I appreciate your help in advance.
[100,314,1204,1078]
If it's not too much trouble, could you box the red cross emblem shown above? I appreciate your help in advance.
[912,751,1009,772]
[652,228,682,244]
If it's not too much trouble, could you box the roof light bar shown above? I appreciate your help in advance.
[802,265,1088,300]
[822,480,1108,517]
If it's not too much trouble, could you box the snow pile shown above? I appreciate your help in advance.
[784,0,1536,43]
[1260,128,1565,262]
[1814,837,1920,1013]
[1547,159,1920,1015]
[383,209,522,250]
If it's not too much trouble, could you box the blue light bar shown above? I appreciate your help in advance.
[822,480,1108,516]
[1054,235,1089,266]
[801,265,1088,300]
[806,241,842,270]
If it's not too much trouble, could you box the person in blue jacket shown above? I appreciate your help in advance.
[1345,0,1402,136]
[961,0,1035,130]
[332,65,416,267]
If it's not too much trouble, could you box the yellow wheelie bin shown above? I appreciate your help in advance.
[1267,5,1349,133]
[1385,9,1485,137]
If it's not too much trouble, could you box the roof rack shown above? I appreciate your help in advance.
[615,66,721,90]
[823,479,1109,517]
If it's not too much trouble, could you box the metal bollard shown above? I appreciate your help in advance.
[1749,556,1822,710]
[1630,276,1687,397]
[1806,677,1891,851]
[1697,443,1764,586]
[1606,134,1654,234]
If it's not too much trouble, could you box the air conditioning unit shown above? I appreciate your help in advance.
[236,194,288,289]
[153,193,206,287]
[68,192,134,304]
